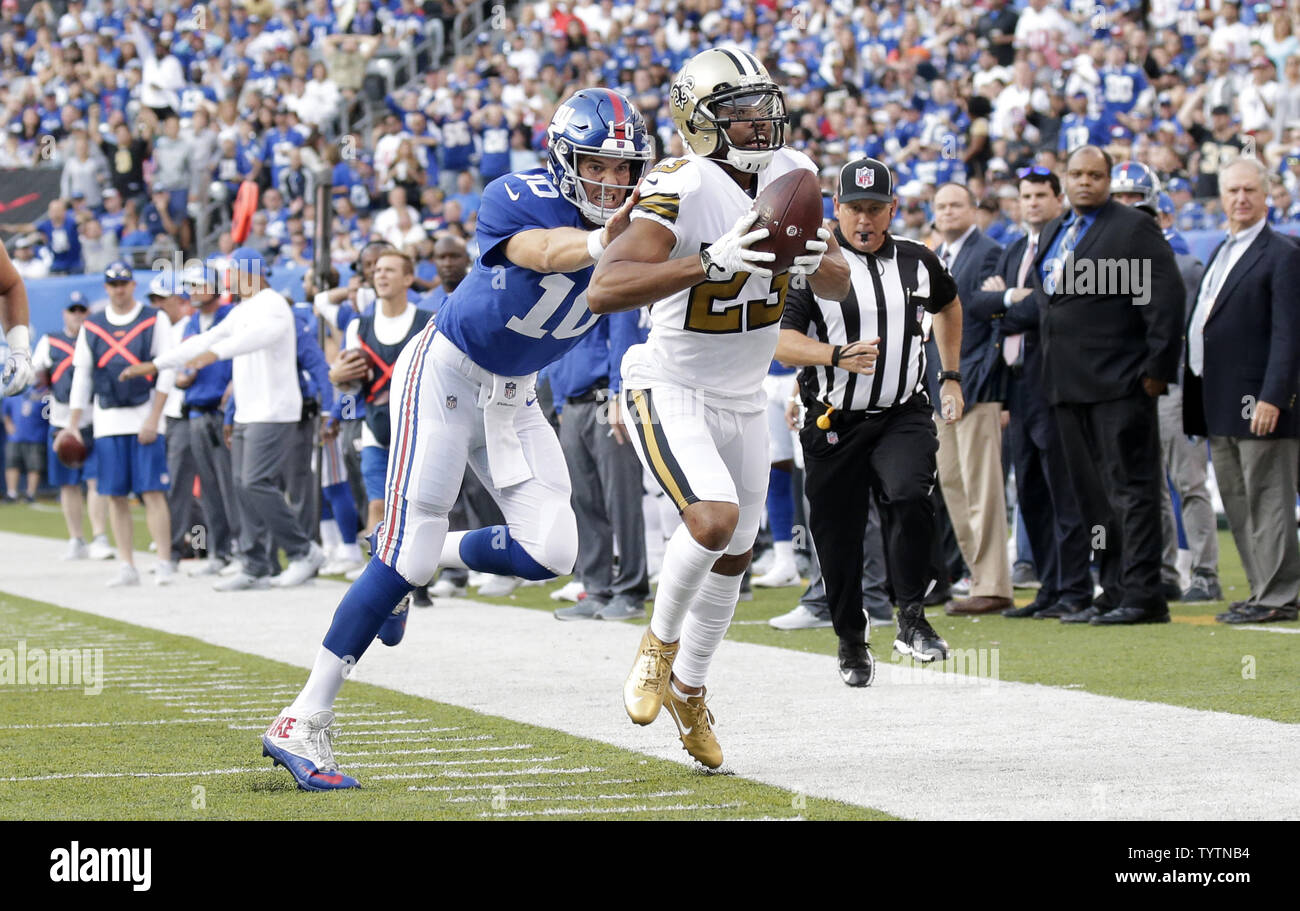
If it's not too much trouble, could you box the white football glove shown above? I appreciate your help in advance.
[2,326,33,397]
[700,210,775,282]
[789,227,831,276]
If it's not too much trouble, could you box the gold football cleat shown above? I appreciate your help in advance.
[624,628,679,725]
[664,685,723,769]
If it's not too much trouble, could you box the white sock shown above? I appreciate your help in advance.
[649,524,724,644]
[336,542,363,563]
[673,571,743,688]
[290,647,353,716]
[319,519,342,553]
[440,531,469,570]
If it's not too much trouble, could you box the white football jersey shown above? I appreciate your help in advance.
[622,147,817,411]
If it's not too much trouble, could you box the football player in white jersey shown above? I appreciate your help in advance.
[589,47,850,768]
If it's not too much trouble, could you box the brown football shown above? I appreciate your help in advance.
[750,169,825,274]
[54,429,87,469]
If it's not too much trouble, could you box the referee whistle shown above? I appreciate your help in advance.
[816,406,835,431]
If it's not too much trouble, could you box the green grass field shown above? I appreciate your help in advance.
[0,497,1295,821]
[0,593,884,820]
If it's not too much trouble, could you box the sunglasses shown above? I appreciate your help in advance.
[1016,166,1053,178]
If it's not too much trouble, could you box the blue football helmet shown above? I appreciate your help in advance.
[546,88,654,225]
[1156,192,1175,216]
[1111,161,1160,214]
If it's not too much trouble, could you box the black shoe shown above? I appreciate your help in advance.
[1181,573,1223,602]
[894,603,951,662]
[1035,601,1085,619]
[411,585,432,607]
[1060,605,1106,624]
[1162,581,1183,602]
[837,639,876,687]
[1090,605,1171,625]
[1004,599,1053,618]
[1215,603,1298,624]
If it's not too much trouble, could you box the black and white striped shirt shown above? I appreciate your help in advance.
[782,231,957,412]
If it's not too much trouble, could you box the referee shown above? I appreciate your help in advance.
[776,157,965,687]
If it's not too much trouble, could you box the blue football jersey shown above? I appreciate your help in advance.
[436,168,600,376]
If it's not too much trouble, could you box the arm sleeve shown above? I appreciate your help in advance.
[150,311,175,396]
[210,301,291,361]
[31,336,51,371]
[298,327,335,411]
[69,327,93,411]
[475,175,557,268]
[154,313,235,370]
[780,281,816,334]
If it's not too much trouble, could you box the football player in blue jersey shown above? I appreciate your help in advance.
[262,88,654,790]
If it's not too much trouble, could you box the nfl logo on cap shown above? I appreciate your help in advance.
[856,167,875,189]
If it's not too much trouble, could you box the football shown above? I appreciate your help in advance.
[53,429,87,469]
[749,169,824,275]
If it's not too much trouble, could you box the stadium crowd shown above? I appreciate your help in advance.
[2,0,1299,629]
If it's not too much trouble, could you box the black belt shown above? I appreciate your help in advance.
[187,404,222,417]
[806,400,875,429]
[566,384,609,406]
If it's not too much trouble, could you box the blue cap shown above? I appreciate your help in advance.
[1157,192,1175,215]
[228,246,267,278]
[1109,125,1133,140]
[66,291,88,311]
[1167,176,1191,193]
[104,260,132,282]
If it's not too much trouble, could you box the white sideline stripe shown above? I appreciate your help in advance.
[3,529,1298,821]
[328,724,450,735]
[380,766,601,781]
[480,802,743,818]
[407,778,639,793]
[0,767,263,783]
[1236,625,1300,634]
[446,789,693,804]
[335,744,532,757]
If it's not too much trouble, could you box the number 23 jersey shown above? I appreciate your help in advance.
[623,147,817,411]
[436,168,600,377]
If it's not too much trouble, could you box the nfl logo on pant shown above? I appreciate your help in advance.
[445,395,457,410]
[504,382,516,400]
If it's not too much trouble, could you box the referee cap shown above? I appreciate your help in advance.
[837,158,894,204]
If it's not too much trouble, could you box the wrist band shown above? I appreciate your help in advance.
[587,230,606,261]
[831,345,843,367]
[5,324,30,353]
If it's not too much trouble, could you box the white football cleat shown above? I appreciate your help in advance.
[476,575,522,597]
[430,577,467,598]
[272,543,326,588]
[752,563,803,588]
[262,709,360,791]
[213,571,271,592]
[549,579,585,602]
[219,557,246,577]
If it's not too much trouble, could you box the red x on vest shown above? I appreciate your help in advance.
[48,337,76,384]
[358,339,395,402]
[83,317,157,369]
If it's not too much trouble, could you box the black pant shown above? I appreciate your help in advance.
[801,397,939,643]
[1008,401,1093,608]
[1053,393,1165,612]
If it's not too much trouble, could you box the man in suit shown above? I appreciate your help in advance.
[1112,164,1221,604]
[1028,145,1185,624]
[968,167,1094,619]
[928,182,1012,615]
[1184,157,1300,624]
